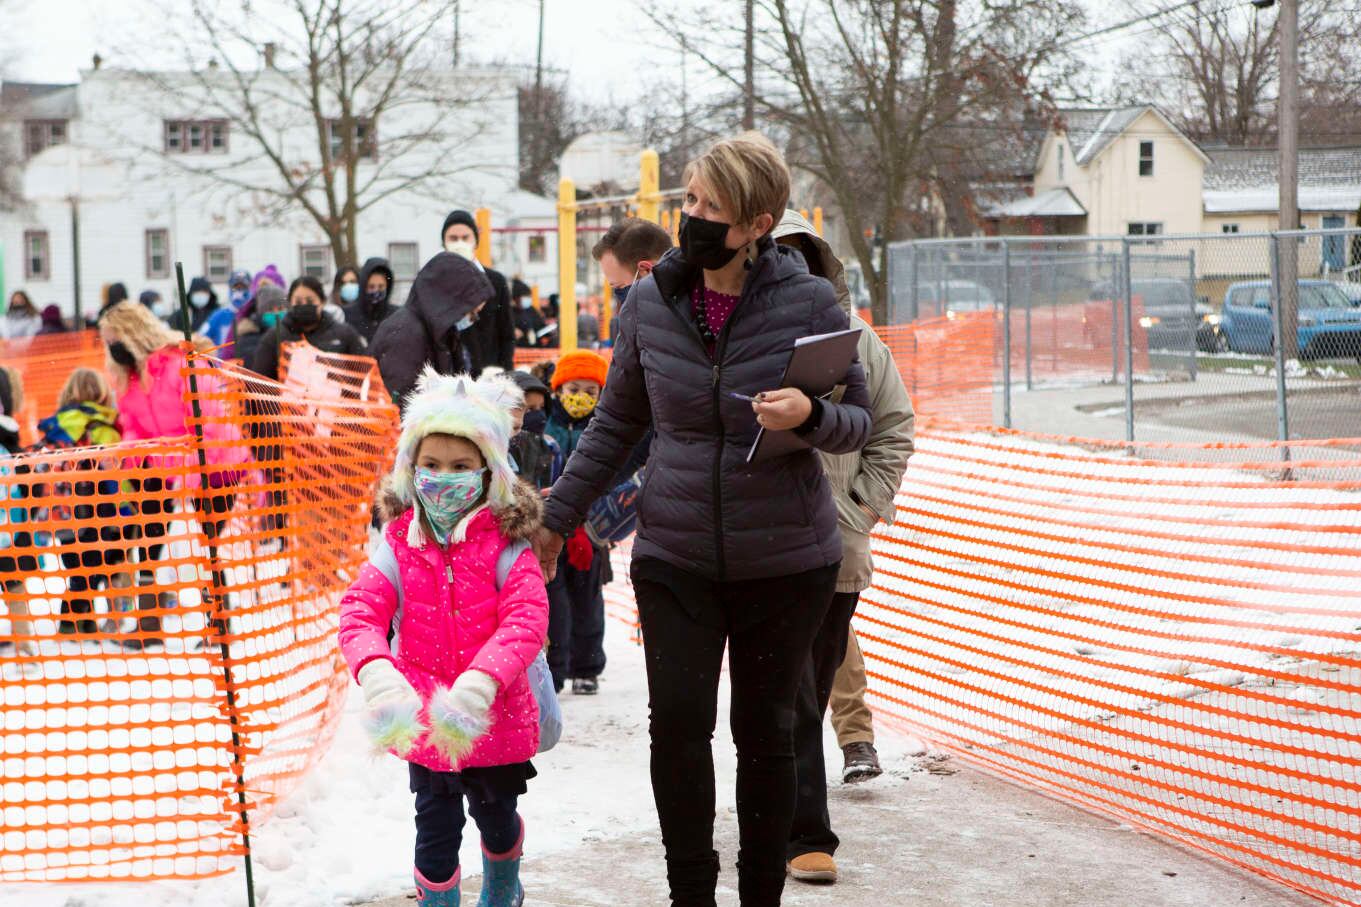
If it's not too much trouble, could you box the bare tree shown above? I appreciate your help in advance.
[518,77,583,196]
[646,0,1083,322]
[1127,0,1361,146]
[119,0,505,265]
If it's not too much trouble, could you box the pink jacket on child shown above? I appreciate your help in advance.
[116,344,251,482]
[338,481,549,771]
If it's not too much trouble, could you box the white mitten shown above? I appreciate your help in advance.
[426,670,499,764]
[357,659,426,756]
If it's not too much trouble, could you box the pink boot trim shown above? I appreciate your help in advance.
[481,816,525,862]
[415,864,462,892]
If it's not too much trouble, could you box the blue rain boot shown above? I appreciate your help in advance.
[477,818,525,907]
[415,865,461,905]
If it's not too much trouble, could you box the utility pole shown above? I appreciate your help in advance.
[452,0,461,67]
[1277,0,1299,359]
[743,0,755,130]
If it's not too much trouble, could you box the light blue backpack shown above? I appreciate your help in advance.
[369,536,563,753]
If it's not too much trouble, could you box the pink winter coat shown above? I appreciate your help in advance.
[116,344,251,483]
[338,480,549,771]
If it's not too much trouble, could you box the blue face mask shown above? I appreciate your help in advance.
[612,284,630,307]
[339,282,360,303]
[456,314,474,332]
[261,311,284,328]
[413,466,486,545]
[190,291,211,308]
[229,288,250,310]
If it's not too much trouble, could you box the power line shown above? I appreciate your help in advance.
[1057,0,1215,48]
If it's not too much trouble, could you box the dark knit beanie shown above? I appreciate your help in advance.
[441,209,479,244]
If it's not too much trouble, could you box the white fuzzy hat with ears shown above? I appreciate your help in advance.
[392,367,523,543]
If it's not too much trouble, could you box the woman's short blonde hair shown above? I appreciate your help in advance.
[682,132,791,228]
[58,367,112,410]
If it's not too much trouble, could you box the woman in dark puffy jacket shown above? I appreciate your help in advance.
[251,276,367,381]
[536,133,871,907]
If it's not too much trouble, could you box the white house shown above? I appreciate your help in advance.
[0,60,561,320]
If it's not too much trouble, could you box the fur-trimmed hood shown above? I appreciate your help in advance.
[376,474,542,543]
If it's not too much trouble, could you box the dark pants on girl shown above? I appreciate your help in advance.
[545,545,607,690]
[788,590,861,860]
[631,557,839,907]
[409,763,527,884]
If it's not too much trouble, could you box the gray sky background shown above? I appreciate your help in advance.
[4,0,1157,101]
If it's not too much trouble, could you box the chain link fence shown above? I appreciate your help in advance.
[887,228,1361,448]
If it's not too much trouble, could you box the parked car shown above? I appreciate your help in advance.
[1220,280,1361,358]
[1086,278,1223,352]
[917,279,997,318]
[1335,282,1361,307]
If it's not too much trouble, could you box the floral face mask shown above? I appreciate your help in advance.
[413,466,485,544]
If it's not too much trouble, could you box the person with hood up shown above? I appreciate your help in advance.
[773,209,914,887]
[344,257,397,343]
[369,252,493,408]
[233,283,286,369]
[204,269,254,347]
[510,278,546,348]
[251,276,367,381]
[167,276,220,335]
[2,290,42,339]
[220,266,287,359]
[442,210,516,372]
[138,290,173,323]
[37,304,67,335]
[534,134,872,907]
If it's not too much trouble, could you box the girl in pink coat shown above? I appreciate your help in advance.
[339,367,549,907]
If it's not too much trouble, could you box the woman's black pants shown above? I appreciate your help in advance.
[631,557,839,907]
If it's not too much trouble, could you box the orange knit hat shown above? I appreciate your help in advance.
[551,350,609,390]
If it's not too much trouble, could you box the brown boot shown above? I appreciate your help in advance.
[788,852,838,884]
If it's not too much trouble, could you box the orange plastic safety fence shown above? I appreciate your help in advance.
[858,422,1361,905]
[0,353,398,883]
[875,315,994,424]
[1,331,109,446]
[512,348,612,370]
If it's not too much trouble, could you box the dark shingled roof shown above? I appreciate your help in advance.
[1203,145,1361,190]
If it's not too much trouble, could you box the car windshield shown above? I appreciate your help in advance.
[1134,282,1190,307]
[1301,284,1352,309]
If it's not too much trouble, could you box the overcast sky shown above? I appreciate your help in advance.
[3,0,695,100]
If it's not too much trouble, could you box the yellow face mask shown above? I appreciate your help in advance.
[559,391,598,420]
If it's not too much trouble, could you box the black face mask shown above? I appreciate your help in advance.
[289,303,321,330]
[366,288,387,307]
[678,212,740,270]
[521,408,548,435]
[107,341,137,368]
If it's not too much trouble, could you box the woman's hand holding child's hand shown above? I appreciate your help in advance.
[751,387,813,432]
[358,659,426,757]
[427,670,499,764]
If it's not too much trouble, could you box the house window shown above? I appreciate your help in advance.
[203,246,232,283]
[1221,223,1240,234]
[24,119,68,158]
[527,235,547,263]
[145,229,170,278]
[1138,141,1154,177]
[387,242,419,281]
[300,244,332,282]
[165,120,229,154]
[1127,222,1163,236]
[24,230,50,280]
[327,118,376,161]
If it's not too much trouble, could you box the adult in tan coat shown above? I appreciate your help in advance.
[773,211,915,886]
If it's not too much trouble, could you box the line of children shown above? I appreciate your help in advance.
[339,367,549,907]
[542,350,611,695]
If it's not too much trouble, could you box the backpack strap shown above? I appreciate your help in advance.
[496,539,531,590]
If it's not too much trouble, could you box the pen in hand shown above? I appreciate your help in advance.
[729,391,765,403]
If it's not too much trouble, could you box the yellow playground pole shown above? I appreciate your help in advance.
[638,149,660,224]
[557,178,578,351]
[474,207,493,266]
[813,206,824,236]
